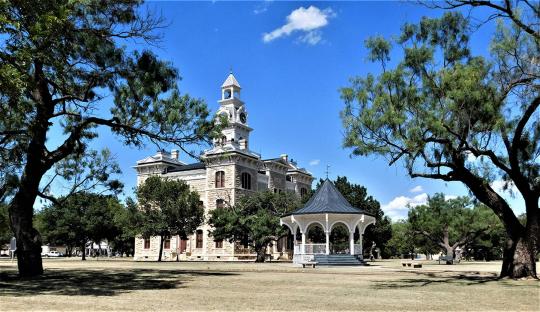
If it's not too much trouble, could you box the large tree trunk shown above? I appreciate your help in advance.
[500,235,537,278]
[500,202,538,279]
[157,235,164,262]
[9,186,44,277]
[457,169,537,278]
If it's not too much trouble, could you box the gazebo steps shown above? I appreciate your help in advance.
[314,254,366,266]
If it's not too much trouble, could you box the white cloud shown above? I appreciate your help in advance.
[262,6,334,44]
[409,185,423,193]
[253,0,272,15]
[444,195,458,201]
[382,193,428,221]
[309,159,320,166]
[298,30,323,45]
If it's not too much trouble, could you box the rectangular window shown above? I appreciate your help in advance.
[144,238,150,249]
[164,237,171,249]
[196,230,203,248]
[215,240,223,249]
[215,171,225,188]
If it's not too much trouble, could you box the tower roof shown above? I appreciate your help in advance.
[285,179,374,216]
[221,73,241,89]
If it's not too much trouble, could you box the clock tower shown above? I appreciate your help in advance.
[213,72,253,152]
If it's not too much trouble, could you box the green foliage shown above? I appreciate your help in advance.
[135,176,203,260]
[0,0,219,274]
[208,191,301,262]
[340,7,539,277]
[386,220,416,258]
[0,202,12,245]
[408,194,502,256]
[37,193,122,257]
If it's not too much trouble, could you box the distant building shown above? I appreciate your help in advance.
[133,73,314,261]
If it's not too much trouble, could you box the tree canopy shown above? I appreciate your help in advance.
[340,5,539,278]
[0,0,217,276]
[38,193,123,260]
[409,194,496,259]
[135,176,204,261]
[209,191,301,262]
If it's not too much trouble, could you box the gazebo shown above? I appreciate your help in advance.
[280,179,376,265]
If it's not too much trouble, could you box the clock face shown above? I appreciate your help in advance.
[239,112,247,123]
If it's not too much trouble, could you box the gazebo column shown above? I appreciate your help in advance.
[349,230,355,256]
[301,231,306,254]
[325,231,330,255]
[358,231,363,260]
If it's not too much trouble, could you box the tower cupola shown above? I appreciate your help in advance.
[221,72,241,101]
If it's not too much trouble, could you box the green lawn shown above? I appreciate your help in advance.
[0,259,538,311]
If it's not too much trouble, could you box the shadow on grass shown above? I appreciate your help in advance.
[0,268,238,297]
[371,271,538,289]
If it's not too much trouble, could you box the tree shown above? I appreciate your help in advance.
[467,205,506,261]
[38,193,120,260]
[208,191,301,262]
[340,9,539,278]
[408,194,489,262]
[108,198,140,257]
[0,1,217,276]
[0,202,12,246]
[386,220,416,259]
[136,176,204,262]
[315,177,392,257]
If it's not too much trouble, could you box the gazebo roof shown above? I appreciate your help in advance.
[285,179,374,216]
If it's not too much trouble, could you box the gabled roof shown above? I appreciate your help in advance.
[136,151,185,166]
[286,179,373,216]
[221,73,241,88]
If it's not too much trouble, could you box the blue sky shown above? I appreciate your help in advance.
[43,1,526,220]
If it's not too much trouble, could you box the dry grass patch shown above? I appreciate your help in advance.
[0,259,538,311]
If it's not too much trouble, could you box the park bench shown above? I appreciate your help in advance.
[401,261,422,268]
[300,261,318,268]
[438,255,454,264]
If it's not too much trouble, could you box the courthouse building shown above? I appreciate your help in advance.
[133,73,314,261]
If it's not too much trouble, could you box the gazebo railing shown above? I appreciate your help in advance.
[305,244,326,254]
[294,244,326,255]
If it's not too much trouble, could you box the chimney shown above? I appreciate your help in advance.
[171,149,179,160]
[280,154,288,162]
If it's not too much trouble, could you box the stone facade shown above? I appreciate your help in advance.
[133,73,314,261]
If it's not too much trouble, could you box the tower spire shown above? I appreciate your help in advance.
[325,164,330,179]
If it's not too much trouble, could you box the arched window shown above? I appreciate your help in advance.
[300,187,307,197]
[216,199,225,209]
[241,172,252,190]
[215,171,225,188]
